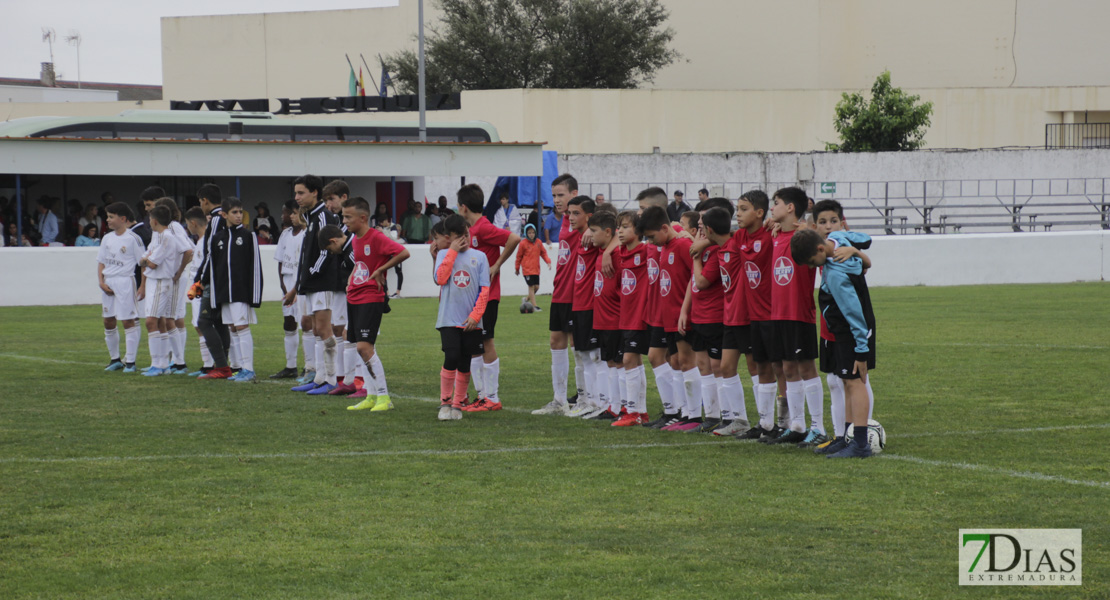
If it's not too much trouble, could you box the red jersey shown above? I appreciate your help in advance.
[618,244,650,331]
[347,228,406,304]
[770,229,817,324]
[469,216,512,301]
[657,236,693,332]
[690,244,724,325]
[552,218,582,305]
[572,243,601,312]
[592,252,621,330]
[738,226,773,322]
[644,245,662,328]
[720,234,749,326]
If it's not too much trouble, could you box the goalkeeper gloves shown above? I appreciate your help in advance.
[187,282,204,300]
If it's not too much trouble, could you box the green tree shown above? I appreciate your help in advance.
[826,71,934,152]
[383,0,680,93]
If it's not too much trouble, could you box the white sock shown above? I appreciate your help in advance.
[157,332,170,369]
[360,356,379,394]
[369,353,387,396]
[756,382,776,430]
[123,326,140,364]
[671,368,688,417]
[608,366,621,413]
[228,327,242,369]
[322,335,337,385]
[105,327,120,361]
[751,374,759,392]
[700,373,718,419]
[343,342,359,385]
[284,331,299,369]
[177,328,187,365]
[866,378,875,421]
[199,335,214,368]
[828,374,846,437]
[470,356,485,398]
[619,368,631,412]
[637,365,648,414]
[170,328,185,367]
[682,368,702,419]
[334,337,346,382]
[785,380,805,433]
[652,363,676,414]
[551,348,569,403]
[575,350,594,406]
[803,376,825,434]
[303,333,317,371]
[238,328,254,372]
[484,359,501,402]
[720,375,747,426]
[147,330,159,367]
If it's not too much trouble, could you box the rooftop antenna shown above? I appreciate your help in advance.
[64,30,82,89]
[42,27,56,63]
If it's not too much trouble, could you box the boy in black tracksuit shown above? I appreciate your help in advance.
[211,198,264,382]
[190,184,233,379]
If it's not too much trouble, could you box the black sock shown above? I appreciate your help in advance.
[855,424,869,449]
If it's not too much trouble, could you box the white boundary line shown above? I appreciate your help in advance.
[0,440,728,465]
[880,453,1110,490]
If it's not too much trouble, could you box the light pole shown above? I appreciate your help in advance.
[417,0,427,142]
[65,31,82,89]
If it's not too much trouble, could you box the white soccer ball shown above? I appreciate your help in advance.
[520,301,535,314]
[845,419,886,453]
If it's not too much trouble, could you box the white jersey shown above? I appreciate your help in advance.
[185,237,204,282]
[274,227,304,276]
[143,229,190,280]
[97,230,145,278]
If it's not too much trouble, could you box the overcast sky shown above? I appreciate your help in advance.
[0,0,398,86]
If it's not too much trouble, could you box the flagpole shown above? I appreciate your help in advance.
[417,0,427,142]
[344,53,359,95]
[360,53,380,98]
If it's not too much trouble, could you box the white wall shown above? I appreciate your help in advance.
[1,232,1104,307]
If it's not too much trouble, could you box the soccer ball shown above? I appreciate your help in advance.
[520,301,535,314]
[845,419,886,453]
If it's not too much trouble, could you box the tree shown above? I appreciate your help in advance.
[826,71,934,152]
[383,0,680,93]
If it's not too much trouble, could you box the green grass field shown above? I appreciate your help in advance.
[1,283,1107,599]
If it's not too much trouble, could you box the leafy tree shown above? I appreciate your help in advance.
[826,71,934,152]
[383,0,680,93]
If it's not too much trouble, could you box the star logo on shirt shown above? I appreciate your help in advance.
[558,240,571,265]
[575,256,587,281]
[773,256,794,286]
[659,270,672,296]
[647,258,659,284]
[452,269,472,288]
[721,270,732,292]
[621,269,637,295]
[593,271,604,296]
[745,261,762,288]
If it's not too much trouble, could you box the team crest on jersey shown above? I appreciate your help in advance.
[668,252,674,265]
[352,261,370,285]
[235,237,243,246]
[452,269,472,288]
[593,271,604,296]
[722,252,731,263]
[647,258,660,284]
[634,254,641,266]
[703,250,711,262]
[471,236,479,248]
[364,245,371,254]
[120,245,127,254]
[745,261,761,288]
[753,241,762,253]
[773,256,794,285]
[575,256,587,281]
[659,270,672,296]
[558,240,571,265]
[721,270,732,292]
[621,269,637,295]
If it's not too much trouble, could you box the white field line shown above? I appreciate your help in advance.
[880,453,1110,490]
[0,440,728,465]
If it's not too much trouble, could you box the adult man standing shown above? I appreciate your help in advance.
[667,190,691,223]
[697,188,710,204]
[595,193,606,204]
[36,199,59,245]
[401,200,431,244]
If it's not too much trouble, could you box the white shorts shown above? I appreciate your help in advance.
[144,278,176,319]
[102,276,138,321]
[282,274,300,318]
[304,291,333,315]
[221,302,258,327]
[175,279,188,320]
[330,291,348,327]
[190,297,201,328]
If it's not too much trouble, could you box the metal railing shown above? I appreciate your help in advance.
[1045,123,1110,149]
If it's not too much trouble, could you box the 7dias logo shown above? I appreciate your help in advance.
[959,529,1081,586]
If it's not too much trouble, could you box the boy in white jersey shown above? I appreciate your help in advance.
[270,200,306,379]
[154,198,194,374]
[99,202,145,372]
[139,205,192,376]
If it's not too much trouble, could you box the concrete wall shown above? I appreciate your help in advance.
[1,231,1105,307]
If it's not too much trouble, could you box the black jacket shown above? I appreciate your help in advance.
[295,202,339,295]
[195,207,226,286]
[212,224,263,307]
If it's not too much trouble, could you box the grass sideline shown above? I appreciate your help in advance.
[0,282,1106,599]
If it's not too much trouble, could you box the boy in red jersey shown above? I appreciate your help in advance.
[612,211,651,426]
[455,184,520,412]
[564,197,607,418]
[679,207,727,433]
[534,174,582,415]
[639,205,699,431]
[761,187,824,446]
[319,197,410,411]
[586,211,626,420]
[635,189,682,429]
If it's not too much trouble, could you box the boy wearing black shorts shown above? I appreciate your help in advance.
[612,211,651,426]
[564,197,605,418]
[586,211,624,420]
[535,174,582,415]
[680,208,728,433]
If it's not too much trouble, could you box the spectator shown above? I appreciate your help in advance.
[76,223,101,247]
[36,198,59,245]
[698,188,709,203]
[372,202,391,228]
[437,195,454,216]
[595,193,606,204]
[400,200,431,244]
[543,204,562,243]
[257,224,274,245]
[254,203,277,234]
[493,192,520,235]
[426,202,442,227]
[5,222,20,247]
[667,190,691,223]
[78,204,104,238]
